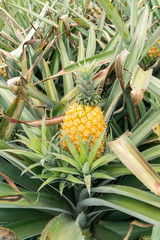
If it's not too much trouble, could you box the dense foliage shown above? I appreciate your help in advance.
[0,0,160,239]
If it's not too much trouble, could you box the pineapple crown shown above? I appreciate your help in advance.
[76,61,101,106]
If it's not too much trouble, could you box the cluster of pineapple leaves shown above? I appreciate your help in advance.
[0,0,160,240]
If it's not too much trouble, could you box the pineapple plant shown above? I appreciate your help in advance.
[60,62,106,158]
[0,0,160,240]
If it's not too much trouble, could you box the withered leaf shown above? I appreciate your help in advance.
[124,220,152,240]
[114,49,129,114]
[0,109,64,127]
[0,172,33,204]
[0,227,18,240]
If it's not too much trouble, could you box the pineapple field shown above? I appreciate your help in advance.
[0,0,160,239]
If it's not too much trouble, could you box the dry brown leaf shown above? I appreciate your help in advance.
[25,37,56,82]
[33,69,71,86]
[0,172,33,203]
[130,66,152,123]
[0,109,64,127]
[0,7,24,32]
[130,84,145,124]
[60,15,76,49]
[0,31,19,46]
[114,49,129,114]
[7,77,50,110]
[124,220,152,240]
[0,49,19,62]
[0,227,18,240]
[37,26,55,51]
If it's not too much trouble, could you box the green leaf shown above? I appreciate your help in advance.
[130,110,160,146]
[0,96,25,140]
[80,0,86,15]
[0,159,41,192]
[93,225,123,240]
[151,0,160,18]
[104,7,149,122]
[84,175,91,195]
[40,213,84,240]
[64,49,115,73]
[41,59,58,102]
[97,0,131,44]
[21,162,41,175]
[0,17,4,32]
[148,76,160,100]
[22,125,42,153]
[21,48,28,76]
[79,195,160,225]
[108,134,160,196]
[0,183,71,214]
[66,174,84,184]
[130,0,138,36]
[105,164,160,179]
[142,145,160,161]
[0,208,50,223]
[91,154,115,172]
[92,172,115,180]
[41,116,48,152]
[127,7,148,68]
[26,82,56,108]
[32,173,53,179]
[50,48,60,76]
[58,37,73,95]
[102,220,152,239]
[0,139,14,149]
[38,176,59,191]
[62,132,82,167]
[0,40,12,52]
[77,33,85,62]
[88,130,106,165]
[82,162,90,175]
[3,218,51,240]
[50,167,81,175]
[77,132,86,165]
[86,24,96,58]
[92,185,160,209]
[59,180,65,196]
[53,153,81,170]
[151,225,160,240]
[3,148,43,161]
[0,150,36,176]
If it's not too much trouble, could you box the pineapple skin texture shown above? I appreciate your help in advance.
[148,40,160,58]
[61,102,106,158]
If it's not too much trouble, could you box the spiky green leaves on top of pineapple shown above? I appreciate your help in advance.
[77,80,101,106]
[76,62,102,106]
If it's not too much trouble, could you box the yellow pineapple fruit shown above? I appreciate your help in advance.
[60,63,106,158]
[148,40,160,58]
[0,58,7,78]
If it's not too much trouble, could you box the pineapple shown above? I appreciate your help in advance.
[0,58,7,78]
[60,63,106,158]
[148,40,160,58]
